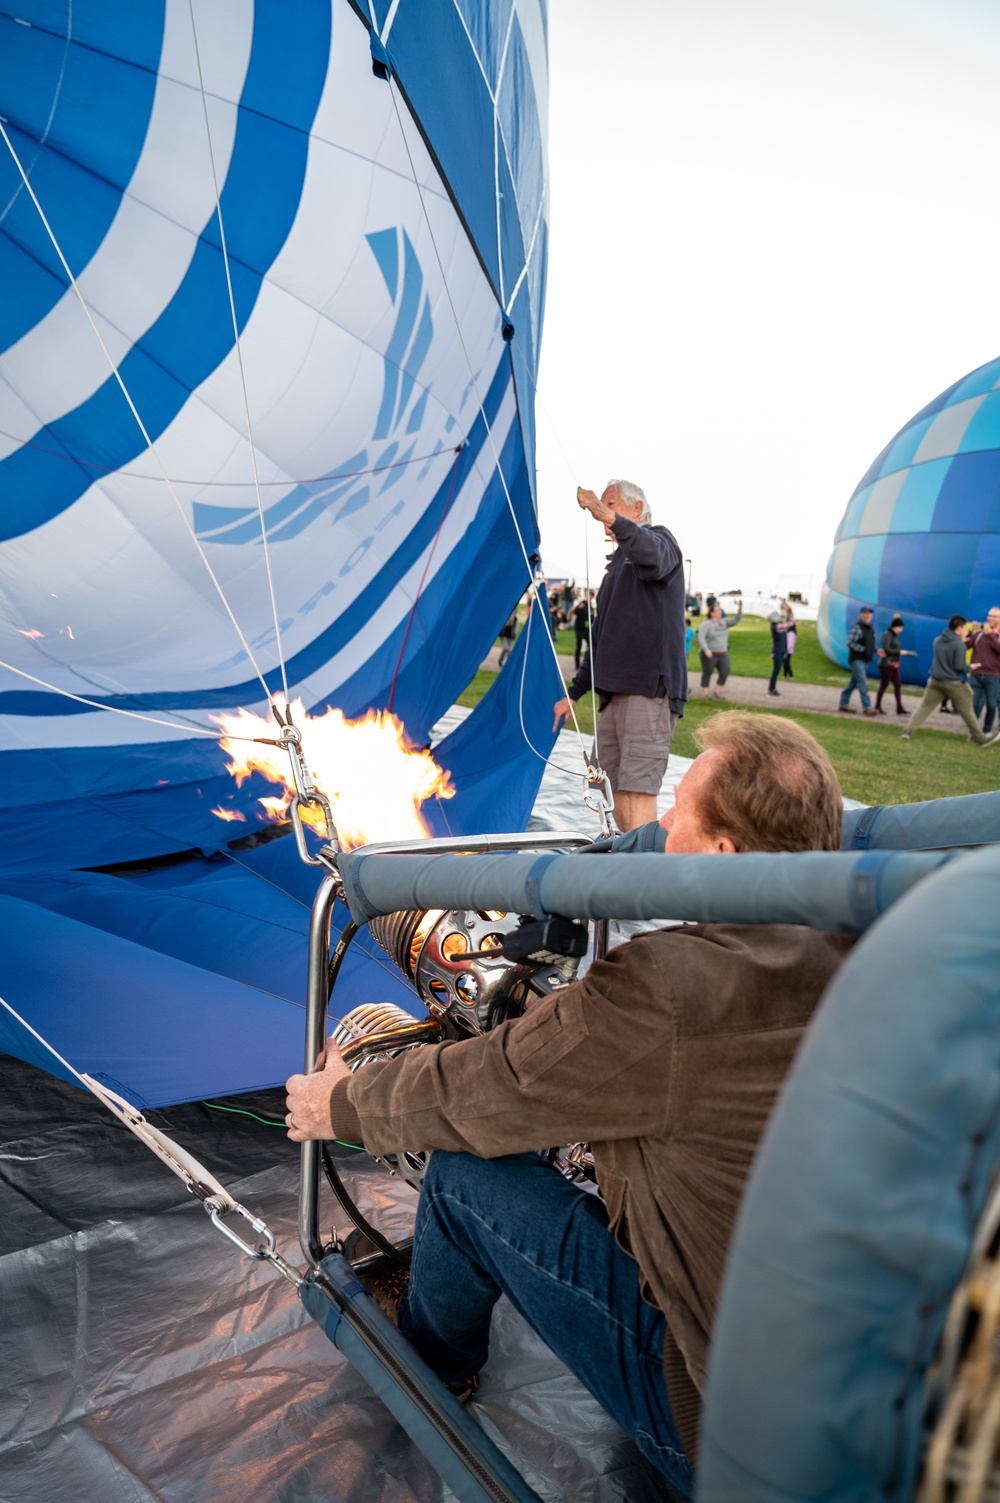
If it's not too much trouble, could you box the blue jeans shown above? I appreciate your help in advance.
[972,674,1000,733]
[399,1151,694,1498]
[839,659,871,709]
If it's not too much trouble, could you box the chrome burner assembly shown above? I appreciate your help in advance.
[330,905,588,1192]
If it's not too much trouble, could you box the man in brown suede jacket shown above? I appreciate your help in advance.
[286,713,854,1497]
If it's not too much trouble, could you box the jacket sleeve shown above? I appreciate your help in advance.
[341,947,675,1159]
[608,515,682,581]
[567,646,592,701]
[846,624,862,654]
[697,621,711,651]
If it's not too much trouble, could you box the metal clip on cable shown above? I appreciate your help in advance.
[269,703,338,867]
[204,1195,276,1259]
[583,764,616,839]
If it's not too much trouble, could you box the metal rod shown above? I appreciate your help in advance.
[321,830,594,864]
[299,870,346,1268]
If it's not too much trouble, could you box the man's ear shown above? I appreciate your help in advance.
[714,834,738,855]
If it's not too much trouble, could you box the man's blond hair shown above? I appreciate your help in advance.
[693,711,842,853]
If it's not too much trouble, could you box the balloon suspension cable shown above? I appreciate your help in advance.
[504,332,613,830]
[186,0,289,703]
[0,992,302,1286]
[384,81,592,774]
[247,701,340,867]
[0,119,278,712]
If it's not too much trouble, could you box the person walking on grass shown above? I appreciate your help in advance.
[781,605,796,678]
[766,610,790,696]
[697,600,743,699]
[837,606,878,715]
[874,615,916,716]
[902,614,1000,747]
[968,607,1000,735]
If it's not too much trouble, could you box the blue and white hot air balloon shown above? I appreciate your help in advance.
[0,0,559,1106]
[819,353,1000,682]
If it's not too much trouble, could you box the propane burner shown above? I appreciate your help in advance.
[368,906,543,1034]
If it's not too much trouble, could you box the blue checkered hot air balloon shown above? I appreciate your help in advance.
[819,354,1000,684]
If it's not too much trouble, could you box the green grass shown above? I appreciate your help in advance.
[669,699,999,806]
[457,668,1000,806]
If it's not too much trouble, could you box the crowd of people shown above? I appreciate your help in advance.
[285,478,996,1498]
[839,602,1000,748]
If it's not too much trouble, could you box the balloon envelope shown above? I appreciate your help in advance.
[819,353,1000,682]
[0,0,560,1103]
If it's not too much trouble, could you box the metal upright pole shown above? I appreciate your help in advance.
[299,867,343,1268]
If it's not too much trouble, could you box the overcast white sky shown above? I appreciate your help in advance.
[533,0,1000,600]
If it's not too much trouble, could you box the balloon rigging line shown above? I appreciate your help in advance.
[187,0,287,703]
[0,656,283,745]
[0,992,95,1093]
[516,597,596,779]
[385,79,591,778]
[385,447,463,712]
[509,329,604,736]
[0,120,276,712]
[0,427,458,487]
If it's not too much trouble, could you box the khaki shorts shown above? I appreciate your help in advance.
[596,694,677,795]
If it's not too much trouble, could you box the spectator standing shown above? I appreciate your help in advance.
[697,600,743,699]
[570,592,594,670]
[497,608,518,668]
[968,607,1000,734]
[902,615,1000,746]
[685,616,694,657]
[837,607,878,715]
[781,604,796,678]
[874,615,915,715]
[553,480,687,833]
[766,611,790,697]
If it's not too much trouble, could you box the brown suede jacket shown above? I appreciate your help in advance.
[329,922,855,1450]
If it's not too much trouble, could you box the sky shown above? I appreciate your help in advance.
[533,0,1000,601]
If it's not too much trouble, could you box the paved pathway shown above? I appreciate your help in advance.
[481,646,975,737]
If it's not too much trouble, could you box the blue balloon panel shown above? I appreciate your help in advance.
[819,354,1000,683]
[0,0,556,1103]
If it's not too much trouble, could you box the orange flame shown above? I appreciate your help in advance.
[211,806,246,823]
[15,628,44,639]
[213,697,453,851]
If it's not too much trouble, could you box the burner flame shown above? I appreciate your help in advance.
[213,697,453,850]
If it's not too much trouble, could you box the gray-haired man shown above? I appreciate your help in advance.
[553,480,687,831]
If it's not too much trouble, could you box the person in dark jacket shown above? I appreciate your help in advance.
[902,615,1000,745]
[497,608,518,668]
[837,606,878,715]
[552,480,687,832]
[766,610,790,696]
[874,615,916,715]
[570,592,594,669]
[969,606,1000,733]
[285,714,852,1497]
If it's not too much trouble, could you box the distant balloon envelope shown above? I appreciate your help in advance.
[819,354,1000,683]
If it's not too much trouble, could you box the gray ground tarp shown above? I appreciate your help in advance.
[0,1061,672,1503]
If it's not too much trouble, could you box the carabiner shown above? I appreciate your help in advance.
[205,1196,276,1260]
